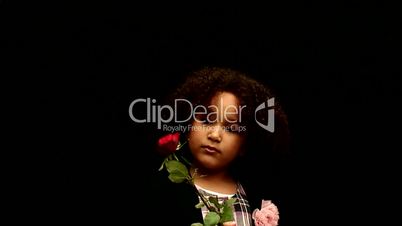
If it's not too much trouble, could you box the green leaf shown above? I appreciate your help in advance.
[168,173,187,183]
[191,223,204,226]
[195,201,205,209]
[208,196,221,209]
[165,160,189,183]
[219,205,234,223]
[219,198,237,223]
[203,212,220,226]
[224,197,237,206]
[165,160,188,176]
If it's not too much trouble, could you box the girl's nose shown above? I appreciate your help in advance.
[207,125,222,142]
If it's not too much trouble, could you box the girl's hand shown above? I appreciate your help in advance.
[222,221,236,226]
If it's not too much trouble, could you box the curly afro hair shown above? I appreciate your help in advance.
[163,67,290,176]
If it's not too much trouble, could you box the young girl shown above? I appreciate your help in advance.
[148,67,290,226]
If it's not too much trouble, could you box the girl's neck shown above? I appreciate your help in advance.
[190,166,237,194]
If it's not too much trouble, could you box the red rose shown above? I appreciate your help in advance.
[157,132,180,156]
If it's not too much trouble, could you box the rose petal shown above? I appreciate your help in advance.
[253,200,279,226]
[157,132,181,156]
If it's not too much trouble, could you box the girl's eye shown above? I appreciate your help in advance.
[194,115,210,124]
[202,120,213,125]
[225,124,240,133]
[195,114,206,121]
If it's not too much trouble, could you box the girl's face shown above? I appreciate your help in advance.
[188,92,245,173]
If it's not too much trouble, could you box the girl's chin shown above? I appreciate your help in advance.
[194,159,227,172]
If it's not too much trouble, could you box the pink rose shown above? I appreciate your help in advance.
[157,132,180,156]
[252,200,279,226]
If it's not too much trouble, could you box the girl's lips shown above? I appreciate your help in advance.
[202,145,220,154]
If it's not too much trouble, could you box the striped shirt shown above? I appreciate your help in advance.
[195,183,252,226]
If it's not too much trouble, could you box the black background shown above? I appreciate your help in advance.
[3,1,401,224]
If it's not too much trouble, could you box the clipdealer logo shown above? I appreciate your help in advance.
[128,98,274,132]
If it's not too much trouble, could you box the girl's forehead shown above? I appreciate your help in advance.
[209,91,240,107]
